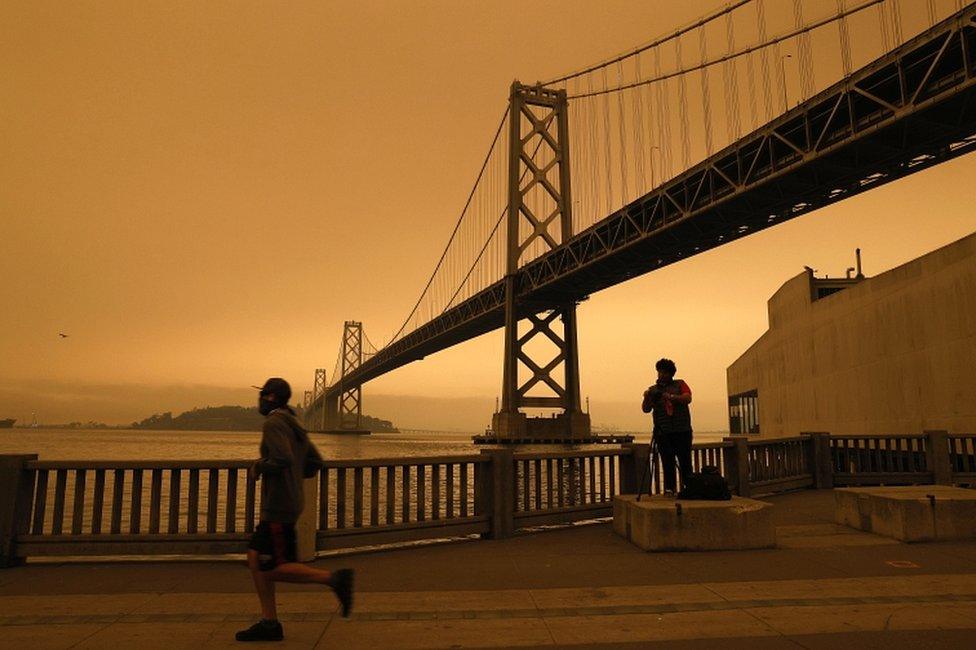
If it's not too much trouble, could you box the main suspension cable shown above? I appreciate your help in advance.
[542,0,752,86]
[386,107,509,346]
[567,0,883,100]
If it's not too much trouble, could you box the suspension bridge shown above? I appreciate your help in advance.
[302,0,976,439]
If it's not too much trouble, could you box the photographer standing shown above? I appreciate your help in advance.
[641,358,693,495]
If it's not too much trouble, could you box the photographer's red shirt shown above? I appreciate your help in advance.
[664,380,692,416]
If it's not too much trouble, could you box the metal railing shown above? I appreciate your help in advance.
[10,460,255,558]
[2,429,972,565]
[316,455,489,551]
[747,437,814,494]
[949,434,976,484]
[512,449,627,528]
[828,434,933,485]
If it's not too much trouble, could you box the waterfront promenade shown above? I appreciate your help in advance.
[2,490,976,648]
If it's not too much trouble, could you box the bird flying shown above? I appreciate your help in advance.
[58,332,68,338]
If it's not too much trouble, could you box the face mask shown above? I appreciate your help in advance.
[258,393,278,416]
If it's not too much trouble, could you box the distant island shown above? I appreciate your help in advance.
[131,405,398,433]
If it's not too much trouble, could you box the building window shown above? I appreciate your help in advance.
[729,390,759,434]
[816,286,846,299]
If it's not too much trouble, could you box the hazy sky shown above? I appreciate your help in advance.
[2,1,974,431]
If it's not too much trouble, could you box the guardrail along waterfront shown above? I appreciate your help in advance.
[317,455,490,551]
[1,430,973,565]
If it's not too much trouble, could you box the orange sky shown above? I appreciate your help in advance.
[2,0,974,431]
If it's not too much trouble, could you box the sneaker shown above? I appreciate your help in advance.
[235,619,284,642]
[331,568,354,618]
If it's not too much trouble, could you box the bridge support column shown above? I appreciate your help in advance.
[330,321,369,435]
[311,368,328,431]
[303,368,331,432]
[324,391,339,430]
[492,81,591,442]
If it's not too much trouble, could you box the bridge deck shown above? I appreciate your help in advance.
[4,490,976,648]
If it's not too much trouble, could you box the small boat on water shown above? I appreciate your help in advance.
[0,418,16,429]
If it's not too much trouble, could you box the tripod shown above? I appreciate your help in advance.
[636,434,660,502]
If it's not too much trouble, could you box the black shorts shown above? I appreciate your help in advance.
[248,521,297,571]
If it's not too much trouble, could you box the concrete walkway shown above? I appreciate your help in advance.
[3,490,976,648]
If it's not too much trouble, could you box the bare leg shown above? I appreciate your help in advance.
[247,549,278,620]
[268,562,333,585]
[270,562,353,618]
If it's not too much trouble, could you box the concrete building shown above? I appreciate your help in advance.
[727,232,976,437]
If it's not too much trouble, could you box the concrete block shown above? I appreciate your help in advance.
[612,495,776,551]
[834,485,976,542]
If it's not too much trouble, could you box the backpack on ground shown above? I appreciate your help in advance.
[677,465,732,500]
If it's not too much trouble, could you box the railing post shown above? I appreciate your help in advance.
[620,443,649,494]
[802,432,833,489]
[925,430,952,485]
[0,454,37,567]
[296,476,318,561]
[723,437,751,497]
[474,459,489,534]
[478,449,514,539]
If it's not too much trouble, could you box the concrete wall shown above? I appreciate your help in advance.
[727,232,976,437]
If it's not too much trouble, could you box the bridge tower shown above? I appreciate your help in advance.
[309,368,327,431]
[336,320,366,432]
[492,82,591,440]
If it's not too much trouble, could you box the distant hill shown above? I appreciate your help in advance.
[131,405,397,432]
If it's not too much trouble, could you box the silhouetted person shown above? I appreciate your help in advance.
[641,358,693,495]
[237,377,353,642]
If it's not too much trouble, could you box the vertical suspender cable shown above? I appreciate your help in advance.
[616,60,630,205]
[724,9,741,143]
[746,43,758,132]
[776,39,788,113]
[580,91,588,227]
[878,0,891,53]
[792,0,806,99]
[757,0,773,123]
[927,0,937,27]
[649,55,658,183]
[793,0,815,101]
[675,36,692,170]
[645,61,657,189]
[633,53,646,196]
[570,78,581,233]
[699,25,714,157]
[837,0,853,76]
[586,74,602,225]
[601,68,614,214]
[654,47,673,181]
[480,144,487,295]
[891,0,903,48]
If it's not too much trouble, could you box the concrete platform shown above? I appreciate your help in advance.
[835,485,976,542]
[613,494,776,551]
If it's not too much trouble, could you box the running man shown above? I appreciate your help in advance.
[641,358,694,495]
[236,377,354,642]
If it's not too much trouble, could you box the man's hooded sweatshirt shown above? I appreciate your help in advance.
[255,409,323,523]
